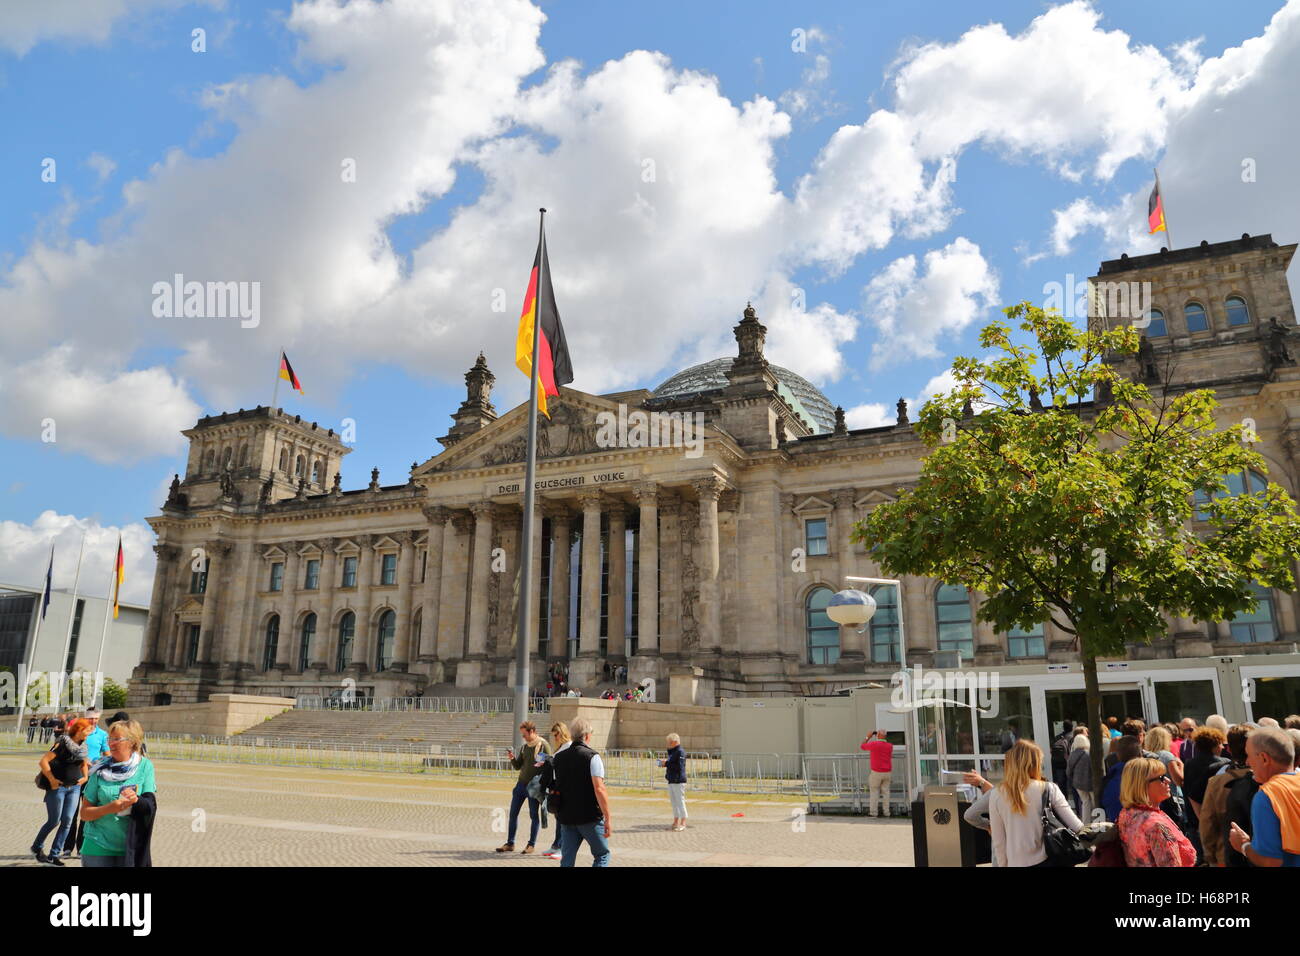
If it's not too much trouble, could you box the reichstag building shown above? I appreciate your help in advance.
[128,233,1300,707]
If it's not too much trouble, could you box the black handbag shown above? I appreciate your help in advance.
[1041,782,1092,866]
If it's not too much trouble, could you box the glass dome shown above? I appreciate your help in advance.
[651,357,837,434]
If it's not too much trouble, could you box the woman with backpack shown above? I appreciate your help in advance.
[1067,731,1094,822]
[32,717,91,865]
[989,739,1084,866]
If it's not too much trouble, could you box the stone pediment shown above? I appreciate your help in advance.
[854,490,897,510]
[176,597,204,619]
[792,495,832,514]
[417,389,635,474]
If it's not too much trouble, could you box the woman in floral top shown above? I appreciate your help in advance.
[1117,757,1197,867]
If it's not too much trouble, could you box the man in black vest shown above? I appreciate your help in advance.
[552,717,612,867]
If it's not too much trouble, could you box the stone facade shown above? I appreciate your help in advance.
[129,235,1300,708]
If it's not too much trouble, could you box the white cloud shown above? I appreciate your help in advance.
[864,237,999,370]
[85,153,117,183]
[1030,1,1300,268]
[891,0,1184,179]
[0,511,155,605]
[0,0,219,56]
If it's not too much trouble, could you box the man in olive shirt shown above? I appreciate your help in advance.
[497,721,552,854]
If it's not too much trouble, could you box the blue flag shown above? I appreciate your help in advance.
[40,547,53,620]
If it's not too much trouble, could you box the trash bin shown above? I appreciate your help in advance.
[911,785,990,867]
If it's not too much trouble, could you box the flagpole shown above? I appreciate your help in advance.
[13,540,53,732]
[1154,167,1175,250]
[513,208,546,748]
[271,347,283,412]
[91,538,118,710]
[55,531,86,714]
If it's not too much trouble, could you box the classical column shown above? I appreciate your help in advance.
[437,512,473,666]
[196,539,227,664]
[419,507,448,664]
[635,483,659,656]
[394,530,417,669]
[459,502,493,687]
[657,495,682,655]
[830,488,864,664]
[971,588,1001,667]
[315,538,338,669]
[545,503,572,658]
[902,574,932,666]
[351,534,375,672]
[693,477,724,653]
[144,544,178,666]
[275,541,301,668]
[607,504,627,662]
[578,492,604,658]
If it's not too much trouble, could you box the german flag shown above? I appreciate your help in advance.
[112,535,124,620]
[515,225,573,418]
[279,352,304,394]
[1147,180,1167,235]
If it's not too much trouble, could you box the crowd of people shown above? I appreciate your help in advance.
[29,708,158,867]
[496,719,687,865]
[964,711,1300,867]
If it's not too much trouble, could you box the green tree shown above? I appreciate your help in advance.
[101,678,128,711]
[853,302,1300,804]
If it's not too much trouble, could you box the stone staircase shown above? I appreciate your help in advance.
[234,709,548,753]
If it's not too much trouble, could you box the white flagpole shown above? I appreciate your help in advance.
[55,531,87,713]
[92,538,118,709]
[14,540,54,733]
[271,348,284,411]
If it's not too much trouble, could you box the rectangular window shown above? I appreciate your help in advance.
[190,560,209,594]
[185,624,201,667]
[342,556,358,588]
[305,559,320,590]
[1007,626,1045,659]
[269,562,284,592]
[381,553,397,586]
[805,517,828,556]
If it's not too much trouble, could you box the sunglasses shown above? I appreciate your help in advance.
[1148,774,1170,784]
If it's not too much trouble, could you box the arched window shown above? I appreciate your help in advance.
[153,692,172,707]
[1184,302,1208,333]
[336,612,355,671]
[806,587,840,665]
[1194,470,1268,520]
[376,610,396,671]
[223,446,233,468]
[295,455,305,478]
[262,615,280,671]
[1229,584,1275,643]
[1145,308,1167,338]
[299,613,316,671]
[869,584,899,664]
[279,447,289,472]
[1008,623,1045,658]
[312,459,323,485]
[1225,296,1250,327]
[238,443,249,467]
[935,584,973,659]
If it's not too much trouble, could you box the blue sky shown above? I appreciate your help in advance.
[1,0,1297,597]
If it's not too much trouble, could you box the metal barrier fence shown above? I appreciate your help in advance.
[295,696,549,714]
[802,753,905,814]
[0,731,807,795]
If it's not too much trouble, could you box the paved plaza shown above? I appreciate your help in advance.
[1,751,914,867]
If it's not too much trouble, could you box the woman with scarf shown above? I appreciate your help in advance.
[79,720,156,867]
[32,717,92,865]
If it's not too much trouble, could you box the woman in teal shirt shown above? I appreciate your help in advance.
[79,720,155,867]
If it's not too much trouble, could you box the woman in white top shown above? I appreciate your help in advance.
[989,739,1084,866]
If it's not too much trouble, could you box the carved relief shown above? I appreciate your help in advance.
[478,402,604,467]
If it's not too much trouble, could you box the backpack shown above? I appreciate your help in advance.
[1051,733,1070,765]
